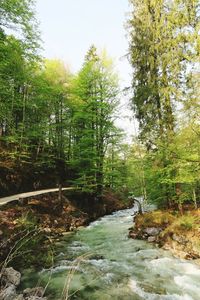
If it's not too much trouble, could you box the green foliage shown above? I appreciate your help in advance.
[135,210,176,230]
[178,215,198,231]
[1,0,198,210]
[70,46,120,197]
[128,0,200,208]
[16,212,37,229]
[0,11,123,201]
[0,0,40,53]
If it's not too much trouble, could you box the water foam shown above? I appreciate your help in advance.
[104,272,115,284]
[150,257,173,266]
[51,265,82,273]
[174,275,200,296]
[129,279,193,300]
[87,258,111,271]
[181,263,200,275]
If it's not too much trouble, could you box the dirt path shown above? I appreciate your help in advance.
[0,187,74,206]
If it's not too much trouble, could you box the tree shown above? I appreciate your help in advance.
[0,0,39,54]
[30,59,73,202]
[104,130,128,191]
[0,0,40,149]
[71,46,119,199]
[128,0,200,208]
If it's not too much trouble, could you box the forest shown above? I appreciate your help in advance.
[0,0,199,209]
[0,0,200,299]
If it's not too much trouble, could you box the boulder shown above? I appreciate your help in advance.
[2,267,21,287]
[143,227,162,236]
[0,284,16,300]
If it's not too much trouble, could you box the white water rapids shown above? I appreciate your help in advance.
[21,206,200,299]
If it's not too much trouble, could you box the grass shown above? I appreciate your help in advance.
[133,208,200,259]
[135,210,176,230]
[135,209,200,240]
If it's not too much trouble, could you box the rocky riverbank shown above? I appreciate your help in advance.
[0,190,133,299]
[0,189,133,280]
[129,209,200,261]
[0,267,46,300]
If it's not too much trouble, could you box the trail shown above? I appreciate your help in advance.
[0,187,74,206]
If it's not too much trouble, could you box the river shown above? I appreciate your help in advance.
[21,206,200,299]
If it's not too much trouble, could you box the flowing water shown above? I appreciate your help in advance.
[22,206,200,299]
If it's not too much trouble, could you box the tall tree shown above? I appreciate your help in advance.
[0,0,39,54]
[0,0,40,141]
[128,0,200,207]
[71,46,119,199]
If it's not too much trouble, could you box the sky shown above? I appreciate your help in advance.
[35,0,136,141]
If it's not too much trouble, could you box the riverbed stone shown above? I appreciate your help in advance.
[0,284,16,300]
[172,233,186,244]
[26,297,47,300]
[129,231,138,239]
[148,236,156,242]
[15,295,24,300]
[143,227,162,236]
[23,287,44,298]
[2,267,21,286]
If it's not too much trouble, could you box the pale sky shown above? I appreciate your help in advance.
[35,0,136,141]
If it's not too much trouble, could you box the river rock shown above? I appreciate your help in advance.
[172,233,186,244]
[0,284,16,300]
[129,231,138,239]
[148,236,156,242]
[2,267,21,286]
[15,295,24,300]
[23,287,44,298]
[143,227,162,236]
[25,297,47,300]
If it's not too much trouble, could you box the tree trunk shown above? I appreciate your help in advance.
[193,187,197,209]
[176,183,183,214]
[133,198,143,215]
[58,183,62,205]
